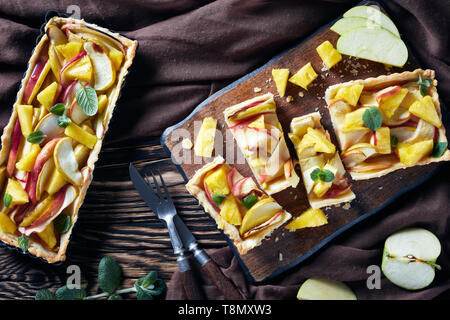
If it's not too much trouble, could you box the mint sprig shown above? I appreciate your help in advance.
[35,256,165,300]
[390,135,399,148]
[430,142,447,158]
[18,235,29,253]
[3,193,12,208]
[212,194,227,206]
[76,86,98,116]
[415,74,432,97]
[242,194,258,209]
[362,107,382,131]
[50,103,66,116]
[310,168,335,183]
[54,214,71,233]
[27,130,45,144]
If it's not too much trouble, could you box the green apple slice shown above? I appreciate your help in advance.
[297,278,357,300]
[343,5,400,37]
[382,228,441,291]
[337,27,408,67]
[331,17,383,36]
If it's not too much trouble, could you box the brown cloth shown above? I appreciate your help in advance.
[0,0,449,299]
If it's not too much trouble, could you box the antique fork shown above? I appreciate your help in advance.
[129,164,244,300]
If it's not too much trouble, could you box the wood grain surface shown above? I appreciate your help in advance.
[0,136,226,299]
[162,3,444,282]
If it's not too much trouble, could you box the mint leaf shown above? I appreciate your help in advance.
[98,256,122,294]
[430,142,447,158]
[3,193,12,208]
[54,214,71,233]
[76,86,98,116]
[135,273,165,300]
[108,295,123,300]
[362,107,382,131]
[27,130,45,144]
[141,271,158,288]
[57,111,72,128]
[212,194,226,206]
[55,286,86,300]
[35,289,56,300]
[242,194,258,209]
[390,135,398,148]
[416,74,432,97]
[319,169,335,182]
[310,168,321,182]
[50,103,66,116]
[18,235,29,253]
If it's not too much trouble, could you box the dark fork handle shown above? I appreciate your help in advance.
[202,260,245,300]
[182,268,205,300]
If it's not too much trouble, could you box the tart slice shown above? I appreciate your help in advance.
[223,93,300,195]
[289,112,355,209]
[325,69,450,180]
[186,156,291,254]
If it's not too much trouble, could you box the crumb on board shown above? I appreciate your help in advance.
[342,203,351,210]
[298,91,304,98]
[378,186,383,190]
[182,138,193,149]
[279,252,283,262]
[275,237,279,243]
[254,87,262,93]
[286,95,293,103]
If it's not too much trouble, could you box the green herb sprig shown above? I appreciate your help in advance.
[362,107,382,131]
[242,194,258,209]
[27,130,46,144]
[18,235,29,253]
[76,86,98,116]
[3,193,12,208]
[310,168,335,183]
[430,142,447,158]
[212,194,226,206]
[415,74,432,97]
[50,103,72,128]
[35,256,165,300]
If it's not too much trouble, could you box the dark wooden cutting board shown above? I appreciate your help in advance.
[161,1,443,282]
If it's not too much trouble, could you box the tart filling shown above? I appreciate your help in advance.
[223,93,300,195]
[325,69,450,180]
[0,17,137,262]
[289,112,355,209]
[186,156,291,254]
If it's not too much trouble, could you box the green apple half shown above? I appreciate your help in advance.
[331,16,383,36]
[382,228,441,291]
[297,278,357,300]
[343,5,400,37]
[337,27,408,67]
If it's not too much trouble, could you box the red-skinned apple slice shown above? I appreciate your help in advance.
[59,51,87,84]
[61,80,78,103]
[27,138,61,204]
[227,99,270,120]
[375,86,402,102]
[243,210,283,238]
[6,118,22,177]
[23,58,48,104]
[54,137,83,186]
[84,42,115,91]
[403,119,435,144]
[34,114,65,145]
[324,184,352,198]
[389,127,415,142]
[384,108,411,127]
[341,149,367,168]
[36,159,54,202]
[348,156,397,172]
[11,203,31,224]
[203,179,220,213]
[68,99,89,124]
[20,185,77,236]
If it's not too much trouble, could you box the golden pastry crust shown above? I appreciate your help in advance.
[325,69,450,180]
[186,156,291,255]
[0,16,137,263]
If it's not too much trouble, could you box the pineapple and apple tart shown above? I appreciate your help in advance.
[289,112,355,209]
[325,69,450,180]
[223,93,300,195]
[186,156,291,254]
[0,16,137,262]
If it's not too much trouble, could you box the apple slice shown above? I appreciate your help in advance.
[68,98,90,124]
[265,139,290,176]
[23,58,51,104]
[6,118,22,177]
[403,119,435,144]
[337,27,408,67]
[239,198,282,235]
[36,158,54,202]
[389,126,416,142]
[297,278,357,300]
[34,114,65,145]
[331,16,382,35]
[27,138,61,204]
[243,211,282,238]
[382,228,441,290]
[343,5,400,37]
[54,137,83,186]
[84,42,116,91]
[20,185,78,236]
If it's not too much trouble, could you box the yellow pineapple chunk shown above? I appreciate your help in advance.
[248,115,265,129]
[334,84,364,106]
[56,41,82,61]
[379,88,408,118]
[65,123,98,149]
[316,40,342,69]
[109,49,124,71]
[285,208,328,230]
[398,139,433,166]
[0,211,17,234]
[16,144,41,172]
[220,195,242,226]
[343,107,370,132]
[291,116,315,138]
[5,178,29,207]
[271,68,290,97]
[37,82,58,110]
[16,104,34,136]
[304,127,335,154]
[374,127,391,154]
[25,62,51,104]
[97,94,108,114]
[289,62,318,90]
[74,144,90,167]
[194,117,217,157]
[37,222,57,249]
[45,170,67,195]
[63,55,93,82]
[312,162,337,198]
[204,166,230,195]
[409,96,441,128]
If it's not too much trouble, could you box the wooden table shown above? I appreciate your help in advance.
[0,135,226,300]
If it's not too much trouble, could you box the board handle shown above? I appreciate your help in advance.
[201,260,245,300]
